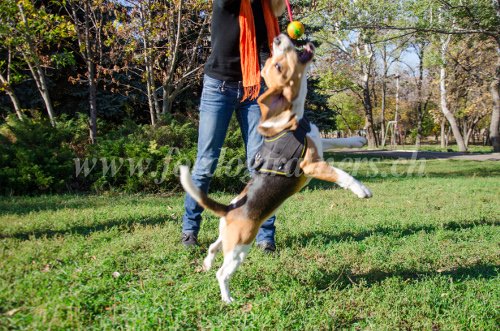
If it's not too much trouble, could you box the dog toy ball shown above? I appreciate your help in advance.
[287,21,305,39]
[284,0,304,39]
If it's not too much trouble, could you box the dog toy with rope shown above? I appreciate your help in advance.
[285,0,304,39]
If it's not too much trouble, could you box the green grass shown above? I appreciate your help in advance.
[0,158,499,329]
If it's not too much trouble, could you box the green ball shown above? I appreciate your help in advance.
[287,21,305,39]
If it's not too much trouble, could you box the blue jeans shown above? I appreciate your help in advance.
[182,75,276,244]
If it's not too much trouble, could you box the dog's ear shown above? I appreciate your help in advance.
[258,87,297,136]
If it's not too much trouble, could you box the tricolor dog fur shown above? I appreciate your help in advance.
[180,34,372,304]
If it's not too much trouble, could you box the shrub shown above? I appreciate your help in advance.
[0,114,86,195]
[0,114,248,195]
[83,117,247,193]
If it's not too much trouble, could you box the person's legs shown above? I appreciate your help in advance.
[236,93,276,248]
[182,75,238,239]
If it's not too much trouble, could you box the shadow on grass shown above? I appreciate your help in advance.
[0,213,177,241]
[285,218,499,289]
[311,262,499,291]
[282,218,499,248]
[0,195,109,216]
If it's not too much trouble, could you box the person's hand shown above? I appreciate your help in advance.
[270,0,286,17]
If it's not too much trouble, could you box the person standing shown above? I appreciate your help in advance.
[181,0,285,252]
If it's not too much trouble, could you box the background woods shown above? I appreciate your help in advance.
[0,0,499,194]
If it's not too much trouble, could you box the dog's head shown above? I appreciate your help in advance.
[258,34,314,136]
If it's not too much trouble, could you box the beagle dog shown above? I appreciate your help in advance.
[180,34,372,303]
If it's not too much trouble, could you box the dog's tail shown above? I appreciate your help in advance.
[179,166,229,217]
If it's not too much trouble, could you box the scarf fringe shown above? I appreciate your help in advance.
[242,85,261,101]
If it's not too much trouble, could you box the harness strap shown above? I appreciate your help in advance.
[252,117,311,177]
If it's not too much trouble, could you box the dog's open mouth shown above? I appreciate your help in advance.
[299,43,315,63]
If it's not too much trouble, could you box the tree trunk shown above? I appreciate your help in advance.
[162,86,174,115]
[152,77,161,121]
[145,61,156,126]
[415,44,425,147]
[88,63,98,143]
[439,35,467,152]
[381,83,386,145]
[84,0,97,144]
[35,65,56,127]
[162,83,175,115]
[139,4,156,126]
[489,39,500,152]
[18,3,56,127]
[381,46,387,146]
[360,43,377,149]
[490,78,500,152]
[440,118,446,148]
[0,73,23,120]
[363,87,378,148]
[20,44,56,127]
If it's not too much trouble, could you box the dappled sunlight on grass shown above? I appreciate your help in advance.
[0,159,499,329]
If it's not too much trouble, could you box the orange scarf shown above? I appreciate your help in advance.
[239,0,280,101]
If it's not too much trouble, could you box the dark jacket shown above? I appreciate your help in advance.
[204,0,270,82]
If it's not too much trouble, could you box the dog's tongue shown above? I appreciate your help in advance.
[299,43,315,63]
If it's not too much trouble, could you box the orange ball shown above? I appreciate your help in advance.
[287,21,305,39]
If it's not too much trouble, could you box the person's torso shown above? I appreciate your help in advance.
[204,0,271,82]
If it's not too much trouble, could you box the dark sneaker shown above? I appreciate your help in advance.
[181,232,199,247]
[256,241,276,254]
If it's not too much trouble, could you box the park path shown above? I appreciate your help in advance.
[341,150,500,161]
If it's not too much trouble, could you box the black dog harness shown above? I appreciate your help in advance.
[252,117,311,177]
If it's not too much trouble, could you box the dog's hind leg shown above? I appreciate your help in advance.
[321,136,367,151]
[203,237,222,271]
[203,217,227,271]
[216,243,251,304]
[302,161,372,198]
[303,135,372,198]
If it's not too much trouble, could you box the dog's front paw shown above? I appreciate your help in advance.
[348,137,367,148]
[348,179,372,198]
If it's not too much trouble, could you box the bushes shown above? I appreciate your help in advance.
[0,114,84,195]
[86,119,199,193]
[0,115,247,195]
[86,117,247,193]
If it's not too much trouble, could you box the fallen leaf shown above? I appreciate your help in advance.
[5,307,22,316]
[242,303,253,313]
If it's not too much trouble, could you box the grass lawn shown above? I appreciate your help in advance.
[377,144,494,153]
[0,158,499,329]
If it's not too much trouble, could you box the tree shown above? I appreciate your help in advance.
[158,0,209,115]
[0,44,23,120]
[310,0,408,148]
[64,0,108,143]
[436,0,500,151]
[315,0,499,151]
[111,0,209,125]
[0,0,74,127]
[447,37,495,146]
